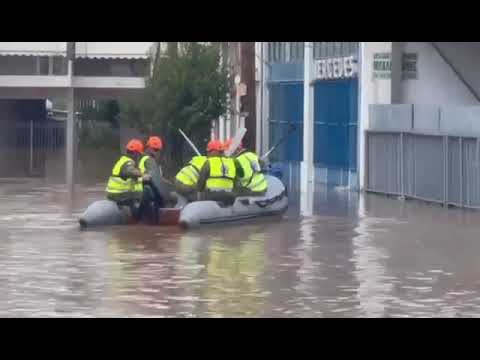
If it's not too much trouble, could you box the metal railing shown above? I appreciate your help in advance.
[15,120,65,176]
[366,104,480,209]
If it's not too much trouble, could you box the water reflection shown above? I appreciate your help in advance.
[352,195,394,317]
[201,230,267,317]
[2,180,480,317]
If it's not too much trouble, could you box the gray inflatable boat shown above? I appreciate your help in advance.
[179,175,287,228]
[79,175,287,229]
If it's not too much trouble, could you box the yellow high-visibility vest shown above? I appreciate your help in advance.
[175,156,207,187]
[236,151,267,193]
[133,155,150,193]
[106,155,140,195]
[206,157,236,192]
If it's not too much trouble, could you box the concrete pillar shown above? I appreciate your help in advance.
[391,42,404,103]
[66,43,75,203]
[48,56,54,75]
[65,88,75,201]
[300,42,315,216]
[358,42,393,191]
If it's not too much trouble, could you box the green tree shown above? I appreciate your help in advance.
[119,42,231,176]
[81,100,120,128]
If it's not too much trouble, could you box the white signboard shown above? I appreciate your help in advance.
[373,53,391,79]
[315,56,357,80]
[402,53,418,80]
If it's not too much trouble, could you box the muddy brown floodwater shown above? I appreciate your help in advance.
[1,178,480,317]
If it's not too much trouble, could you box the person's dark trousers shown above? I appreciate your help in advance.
[116,199,141,222]
[139,185,164,224]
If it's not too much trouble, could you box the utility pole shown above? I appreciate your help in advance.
[240,42,256,150]
[168,42,178,58]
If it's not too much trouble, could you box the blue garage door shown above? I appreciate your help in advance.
[268,82,304,162]
[313,79,358,171]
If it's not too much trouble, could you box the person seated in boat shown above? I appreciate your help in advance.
[196,139,237,205]
[136,136,168,224]
[174,154,208,203]
[225,138,268,197]
[106,139,151,221]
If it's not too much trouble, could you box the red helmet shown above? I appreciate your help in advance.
[207,139,224,152]
[126,139,144,154]
[146,136,163,150]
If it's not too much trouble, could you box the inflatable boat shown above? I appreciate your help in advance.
[179,175,287,228]
[78,175,288,229]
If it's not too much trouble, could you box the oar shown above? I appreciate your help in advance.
[224,127,247,157]
[260,124,298,161]
[178,128,202,156]
[167,124,202,156]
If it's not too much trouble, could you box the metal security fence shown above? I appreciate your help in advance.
[366,104,480,209]
[13,119,118,177]
[267,42,359,63]
[15,120,65,176]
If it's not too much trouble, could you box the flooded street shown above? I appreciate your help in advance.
[1,179,480,317]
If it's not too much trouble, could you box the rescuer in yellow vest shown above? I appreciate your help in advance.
[197,139,237,204]
[174,154,208,202]
[225,138,268,196]
[106,139,151,220]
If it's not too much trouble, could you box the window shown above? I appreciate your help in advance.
[37,56,49,75]
[52,56,68,75]
[313,42,359,60]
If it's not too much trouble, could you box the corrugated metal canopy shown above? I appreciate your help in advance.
[74,42,154,59]
[0,42,154,59]
[0,42,67,56]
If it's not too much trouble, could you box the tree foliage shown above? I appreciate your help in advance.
[82,100,120,128]
[119,42,231,176]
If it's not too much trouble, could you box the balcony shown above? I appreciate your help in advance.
[0,42,153,97]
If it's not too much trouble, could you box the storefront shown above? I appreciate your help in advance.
[266,42,360,190]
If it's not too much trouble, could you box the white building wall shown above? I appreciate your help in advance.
[358,42,393,191]
[0,42,66,56]
[399,42,478,105]
[358,41,480,190]
[433,42,480,95]
[75,42,153,58]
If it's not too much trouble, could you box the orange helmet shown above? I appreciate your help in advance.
[146,136,163,150]
[126,139,144,154]
[207,139,224,152]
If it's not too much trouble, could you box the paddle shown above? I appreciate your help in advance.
[224,127,247,157]
[260,124,299,161]
[177,128,202,156]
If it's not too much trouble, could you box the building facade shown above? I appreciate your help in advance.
[256,42,480,208]
[0,42,154,190]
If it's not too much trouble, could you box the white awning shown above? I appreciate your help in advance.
[74,42,154,59]
[0,42,67,56]
[0,42,155,59]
